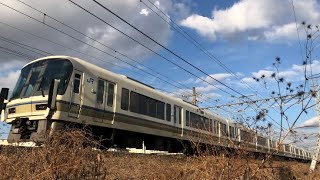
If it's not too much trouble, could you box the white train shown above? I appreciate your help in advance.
[0,56,311,159]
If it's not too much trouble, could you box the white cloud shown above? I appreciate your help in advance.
[196,85,217,93]
[301,116,319,127]
[139,9,149,16]
[0,60,24,74]
[292,60,320,75]
[180,0,320,41]
[264,23,300,41]
[242,60,320,86]
[195,73,233,84]
[0,60,23,94]
[248,36,259,41]
[252,70,274,79]
[0,0,175,70]
[155,1,160,7]
[242,77,256,84]
[0,70,20,90]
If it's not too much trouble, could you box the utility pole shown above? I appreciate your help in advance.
[310,78,320,172]
[192,87,197,105]
[181,87,199,106]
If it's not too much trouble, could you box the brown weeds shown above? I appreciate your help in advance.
[0,129,319,179]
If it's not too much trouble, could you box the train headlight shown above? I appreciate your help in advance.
[26,120,31,126]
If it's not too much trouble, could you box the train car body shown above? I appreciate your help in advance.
[0,56,311,160]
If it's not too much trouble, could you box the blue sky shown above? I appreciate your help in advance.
[0,0,319,149]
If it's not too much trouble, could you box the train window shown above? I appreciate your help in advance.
[189,112,209,131]
[149,99,157,117]
[189,112,197,127]
[186,111,190,126]
[96,80,104,104]
[174,105,182,124]
[257,136,266,146]
[220,123,227,136]
[129,91,139,112]
[129,91,165,120]
[284,144,290,152]
[12,59,74,100]
[121,88,129,110]
[203,117,209,131]
[73,74,81,93]
[156,101,165,120]
[166,104,171,122]
[23,70,40,97]
[229,126,235,138]
[107,83,114,107]
[213,120,219,135]
[240,130,254,143]
[235,128,238,138]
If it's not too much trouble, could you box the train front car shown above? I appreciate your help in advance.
[4,57,73,143]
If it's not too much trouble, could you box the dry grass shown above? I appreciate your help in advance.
[0,130,319,179]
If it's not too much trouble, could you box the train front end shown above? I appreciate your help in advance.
[0,57,74,143]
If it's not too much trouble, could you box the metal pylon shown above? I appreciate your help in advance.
[310,79,320,172]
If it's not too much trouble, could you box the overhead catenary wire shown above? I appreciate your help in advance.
[0,48,32,60]
[0,30,208,106]
[140,0,293,128]
[147,0,314,134]
[10,0,226,106]
[0,2,193,93]
[141,0,259,93]
[89,0,246,97]
[6,0,280,131]
[16,0,245,113]
[0,45,36,59]
[0,35,51,57]
[66,0,238,97]
[0,1,284,130]
[0,13,218,109]
[0,20,215,109]
[290,0,305,63]
[14,0,197,93]
[68,0,285,130]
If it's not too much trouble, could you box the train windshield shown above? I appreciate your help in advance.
[11,59,73,100]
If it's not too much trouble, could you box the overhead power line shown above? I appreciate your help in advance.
[13,0,238,108]
[0,2,184,92]
[14,0,196,92]
[0,45,36,59]
[68,0,285,130]
[0,7,216,109]
[141,0,290,127]
[0,48,32,59]
[89,0,245,97]
[141,0,260,94]
[0,1,284,131]
[0,35,51,57]
[203,90,317,109]
[0,19,214,109]
[67,0,238,97]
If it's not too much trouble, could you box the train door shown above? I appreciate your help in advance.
[69,70,83,118]
[95,79,115,124]
[174,105,183,134]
